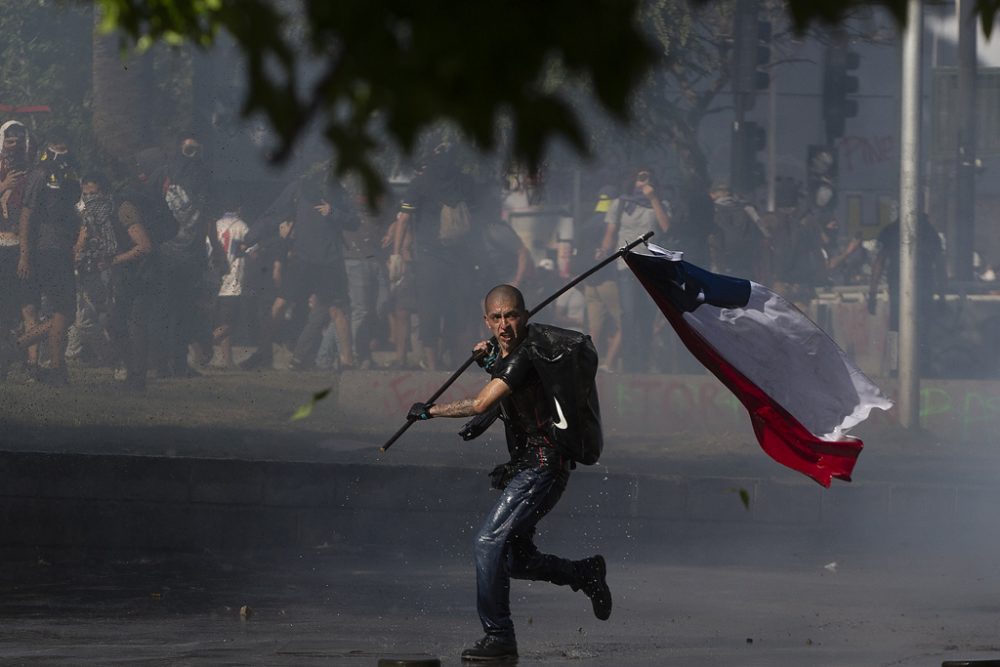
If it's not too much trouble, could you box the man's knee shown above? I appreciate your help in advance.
[473,524,508,564]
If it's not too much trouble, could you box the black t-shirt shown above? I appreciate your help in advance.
[492,342,560,466]
[20,166,81,253]
[256,174,358,267]
[399,161,472,257]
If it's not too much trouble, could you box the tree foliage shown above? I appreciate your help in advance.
[84,0,1000,196]
[94,0,661,197]
[0,1,93,157]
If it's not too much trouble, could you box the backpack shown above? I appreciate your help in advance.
[522,324,604,465]
[459,324,605,466]
[439,200,471,246]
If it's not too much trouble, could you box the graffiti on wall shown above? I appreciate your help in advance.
[837,134,895,172]
[919,384,1000,441]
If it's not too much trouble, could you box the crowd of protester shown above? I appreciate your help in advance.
[0,123,945,389]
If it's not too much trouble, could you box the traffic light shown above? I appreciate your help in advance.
[822,41,860,142]
[807,144,838,210]
[733,120,766,195]
[732,0,772,107]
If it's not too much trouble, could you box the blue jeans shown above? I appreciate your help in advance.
[474,465,580,640]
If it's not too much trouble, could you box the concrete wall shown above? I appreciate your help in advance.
[3,451,998,555]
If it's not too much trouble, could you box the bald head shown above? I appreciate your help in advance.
[484,284,526,314]
[483,284,528,354]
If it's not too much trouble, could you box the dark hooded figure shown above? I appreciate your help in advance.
[130,143,211,378]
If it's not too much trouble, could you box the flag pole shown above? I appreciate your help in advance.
[379,231,654,453]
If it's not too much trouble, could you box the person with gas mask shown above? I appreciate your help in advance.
[11,129,82,385]
[595,167,671,373]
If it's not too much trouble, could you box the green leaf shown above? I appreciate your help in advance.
[730,486,752,510]
[290,387,333,421]
[739,488,751,510]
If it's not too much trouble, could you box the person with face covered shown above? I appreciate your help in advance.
[0,121,32,374]
[157,132,220,376]
[596,167,671,373]
[66,173,117,365]
[407,284,612,662]
[12,129,82,385]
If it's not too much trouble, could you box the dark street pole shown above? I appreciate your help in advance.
[954,0,977,282]
[730,0,751,197]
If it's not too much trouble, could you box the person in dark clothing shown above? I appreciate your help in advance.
[14,129,81,385]
[159,134,218,377]
[868,213,946,331]
[122,148,182,377]
[708,183,767,281]
[317,191,386,369]
[407,284,612,662]
[761,178,826,309]
[390,144,477,370]
[67,173,117,364]
[819,217,866,286]
[104,174,156,390]
[241,163,358,371]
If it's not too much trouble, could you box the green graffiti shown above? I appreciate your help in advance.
[919,386,952,419]
[962,391,1000,440]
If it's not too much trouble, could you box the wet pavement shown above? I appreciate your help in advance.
[2,538,1000,667]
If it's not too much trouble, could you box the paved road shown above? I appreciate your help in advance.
[1,538,998,667]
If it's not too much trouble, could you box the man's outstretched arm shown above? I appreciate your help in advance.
[409,378,511,420]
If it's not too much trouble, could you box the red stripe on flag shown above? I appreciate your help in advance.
[626,255,861,487]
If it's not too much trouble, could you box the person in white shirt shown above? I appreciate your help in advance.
[212,210,249,368]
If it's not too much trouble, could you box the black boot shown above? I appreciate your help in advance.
[578,555,612,621]
[461,634,518,662]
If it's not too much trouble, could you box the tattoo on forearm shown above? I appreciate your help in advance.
[434,399,477,418]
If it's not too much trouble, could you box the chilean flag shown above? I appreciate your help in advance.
[625,244,892,487]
